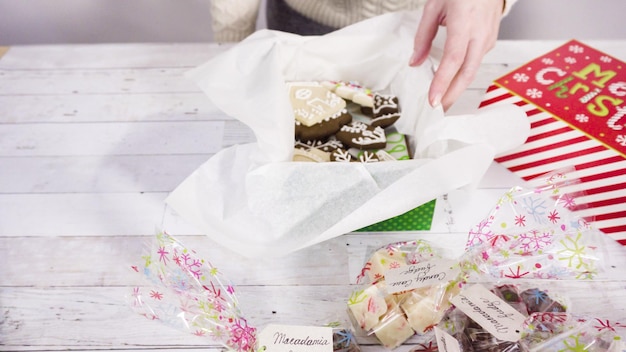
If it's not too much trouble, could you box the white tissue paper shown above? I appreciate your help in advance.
[166,10,530,258]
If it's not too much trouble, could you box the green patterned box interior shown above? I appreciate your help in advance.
[356,199,436,232]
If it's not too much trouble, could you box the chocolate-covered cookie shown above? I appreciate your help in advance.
[371,93,401,128]
[330,148,354,162]
[295,108,352,141]
[292,147,330,162]
[335,121,386,150]
[288,82,347,127]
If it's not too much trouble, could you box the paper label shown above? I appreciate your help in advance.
[257,324,333,352]
[385,258,460,294]
[434,326,461,352]
[450,284,526,342]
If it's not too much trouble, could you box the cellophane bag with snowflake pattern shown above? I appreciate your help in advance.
[127,232,362,352]
[462,171,608,281]
[519,312,626,351]
[347,239,465,349]
[127,232,259,352]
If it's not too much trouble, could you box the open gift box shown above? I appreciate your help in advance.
[166,11,529,258]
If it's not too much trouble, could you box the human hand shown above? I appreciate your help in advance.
[409,0,504,111]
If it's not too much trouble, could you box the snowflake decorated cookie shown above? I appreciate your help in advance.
[335,121,386,150]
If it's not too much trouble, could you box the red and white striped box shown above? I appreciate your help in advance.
[479,39,626,245]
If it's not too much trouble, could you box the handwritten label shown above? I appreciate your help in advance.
[434,326,461,352]
[385,258,460,294]
[257,324,333,352]
[450,284,526,342]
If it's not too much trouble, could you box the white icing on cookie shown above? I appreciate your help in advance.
[340,121,386,146]
[289,83,346,127]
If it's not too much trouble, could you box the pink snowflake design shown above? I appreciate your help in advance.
[150,290,164,300]
[203,281,227,312]
[226,285,236,295]
[558,194,576,209]
[356,261,372,284]
[229,318,257,352]
[518,230,552,253]
[514,214,527,227]
[488,234,510,247]
[593,319,626,332]
[389,261,402,269]
[410,341,438,352]
[467,218,494,247]
[193,329,206,336]
[180,252,203,280]
[548,209,561,224]
[157,246,169,264]
[504,265,530,279]
[533,312,570,324]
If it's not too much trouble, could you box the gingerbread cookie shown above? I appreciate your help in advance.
[331,149,384,163]
[288,82,346,127]
[295,138,345,153]
[335,121,386,150]
[330,148,354,162]
[322,80,374,108]
[371,93,401,129]
[294,108,352,141]
[292,147,330,162]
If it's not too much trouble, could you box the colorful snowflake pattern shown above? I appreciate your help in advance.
[464,183,603,280]
[129,232,258,352]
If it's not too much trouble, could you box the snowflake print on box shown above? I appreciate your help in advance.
[495,39,626,154]
[479,39,626,245]
[129,232,258,352]
[464,174,606,280]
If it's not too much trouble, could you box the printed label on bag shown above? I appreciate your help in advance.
[258,324,333,352]
[434,326,461,352]
[385,258,460,293]
[450,284,526,342]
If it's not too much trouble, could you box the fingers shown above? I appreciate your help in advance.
[429,20,470,108]
[411,0,503,111]
[409,1,441,67]
[439,40,483,110]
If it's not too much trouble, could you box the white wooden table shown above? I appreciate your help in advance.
[1,40,626,351]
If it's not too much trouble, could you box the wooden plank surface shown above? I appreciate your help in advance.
[1,40,626,351]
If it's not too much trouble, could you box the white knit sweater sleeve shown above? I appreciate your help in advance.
[210,0,261,42]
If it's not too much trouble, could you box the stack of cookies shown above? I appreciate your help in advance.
[289,81,410,163]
